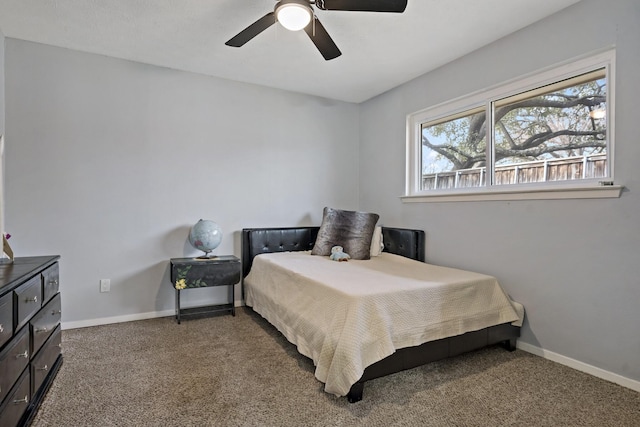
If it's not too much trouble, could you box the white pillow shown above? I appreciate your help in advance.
[370,226,384,257]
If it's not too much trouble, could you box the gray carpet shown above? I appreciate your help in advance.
[32,308,639,427]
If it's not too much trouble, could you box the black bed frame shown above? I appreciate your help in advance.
[241,226,520,403]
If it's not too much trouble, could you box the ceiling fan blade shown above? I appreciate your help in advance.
[315,0,407,13]
[225,12,276,47]
[304,17,342,60]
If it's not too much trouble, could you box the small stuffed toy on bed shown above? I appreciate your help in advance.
[329,246,351,262]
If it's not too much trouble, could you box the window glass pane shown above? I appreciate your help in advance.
[493,69,607,185]
[421,108,486,190]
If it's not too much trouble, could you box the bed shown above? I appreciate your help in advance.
[241,225,523,403]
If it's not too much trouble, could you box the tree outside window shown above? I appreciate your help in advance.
[420,69,608,190]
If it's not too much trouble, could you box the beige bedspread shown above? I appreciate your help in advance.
[244,251,524,396]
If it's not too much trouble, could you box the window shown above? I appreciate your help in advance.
[421,107,487,190]
[405,50,621,202]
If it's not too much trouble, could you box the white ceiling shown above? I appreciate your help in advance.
[0,0,582,103]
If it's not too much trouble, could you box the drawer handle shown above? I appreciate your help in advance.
[14,395,29,404]
[16,350,29,359]
[52,309,62,315]
[35,327,49,333]
[25,296,38,303]
[49,279,59,286]
[0,324,3,333]
[37,364,49,372]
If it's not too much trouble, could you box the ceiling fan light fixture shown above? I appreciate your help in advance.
[227,0,407,60]
[275,1,312,31]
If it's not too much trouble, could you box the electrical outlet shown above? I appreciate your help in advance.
[100,279,110,293]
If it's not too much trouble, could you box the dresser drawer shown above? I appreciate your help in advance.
[0,368,30,427]
[0,327,30,406]
[30,293,61,356]
[0,293,13,349]
[15,277,42,331]
[31,325,62,397]
[41,263,60,304]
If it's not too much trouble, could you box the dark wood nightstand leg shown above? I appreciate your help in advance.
[175,288,181,324]
[229,283,235,316]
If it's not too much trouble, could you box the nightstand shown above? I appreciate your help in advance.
[170,256,241,324]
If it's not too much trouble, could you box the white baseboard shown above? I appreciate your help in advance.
[517,341,640,393]
[61,301,244,330]
[62,309,175,330]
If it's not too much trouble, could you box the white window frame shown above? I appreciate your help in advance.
[403,49,622,203]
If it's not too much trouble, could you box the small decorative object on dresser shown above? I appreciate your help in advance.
[170,256,240,324]
[188,219,222,259]
[0,256,62,427]
[2,233,13,261]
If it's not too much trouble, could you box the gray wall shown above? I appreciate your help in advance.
[0,29,4,134]
[4,40,359,324]
[1,29,5,235]
[359,0,639,383]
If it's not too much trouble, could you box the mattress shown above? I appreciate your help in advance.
[244,251,524,396]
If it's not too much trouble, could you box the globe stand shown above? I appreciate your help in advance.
[195,252,217,260]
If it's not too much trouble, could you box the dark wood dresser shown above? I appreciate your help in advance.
[0,256,62,427]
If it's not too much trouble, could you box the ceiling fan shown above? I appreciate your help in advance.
[225,0,408,60]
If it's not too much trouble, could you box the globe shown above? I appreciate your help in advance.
[188,219,222,258]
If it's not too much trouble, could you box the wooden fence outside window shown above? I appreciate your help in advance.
[422,153,607,190]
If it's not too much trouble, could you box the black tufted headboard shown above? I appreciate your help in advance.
[241,226,425,278]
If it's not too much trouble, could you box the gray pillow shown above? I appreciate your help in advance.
[311,207,380,260]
